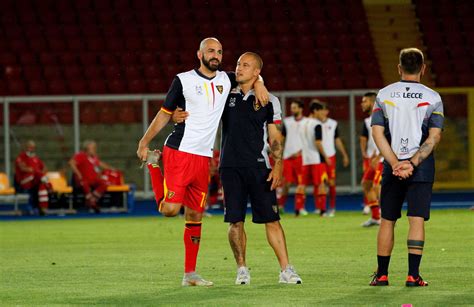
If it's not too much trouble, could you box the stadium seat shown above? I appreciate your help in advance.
[124,65,141,80]
[29,80,48,95]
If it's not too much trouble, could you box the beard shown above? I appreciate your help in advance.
[202,56,221,72]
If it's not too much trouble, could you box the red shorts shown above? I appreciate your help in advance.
[302,164,327,186]
[323,155,336,180]
[162,146,210,213]
[283,155,303,185]
[362,159,383,185]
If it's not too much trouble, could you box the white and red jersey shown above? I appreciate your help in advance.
[301,117,322,166]
[362,116,383,162]
[161,69,233,158]
[282,116,305,159]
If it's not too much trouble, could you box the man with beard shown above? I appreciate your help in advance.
[136,38,269,287]
[279,100,307,216]
[359,92,383,227]
[15,140,52,215]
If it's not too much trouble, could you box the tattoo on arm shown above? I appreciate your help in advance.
[271,139,283,162]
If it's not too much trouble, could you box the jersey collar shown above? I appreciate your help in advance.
[194,68,217,81]
[400,80,420,83]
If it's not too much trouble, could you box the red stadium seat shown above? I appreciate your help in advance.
[23,66,43,80]
[128,79,146,93]
[124,66,141,80]
[88,79,107,94]
[48,79,68,95]
[147,79,168,93]
[108,79,127,93]
[104,66,122,79]
[7,79,27,95]
[29,80,48,95]
[83,66,103,79]
[18,53,37,66]
[68,79,88,94]
[43,66,63,79]
[63,66,83,80]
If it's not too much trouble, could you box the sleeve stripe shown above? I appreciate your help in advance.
[417,102,430,107]
[373,108,382,112]
[432,111,444,117]
[273,119,282,124]
[161,107,173,114]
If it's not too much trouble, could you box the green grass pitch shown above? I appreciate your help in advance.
[1,210,472,306]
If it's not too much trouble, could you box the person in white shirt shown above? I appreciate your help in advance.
[312,101,349,217]
[370,48,443,287]
[136,37,269,287]
[280,100,308,216]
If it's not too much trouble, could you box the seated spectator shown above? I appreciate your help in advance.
[69,140,113,212]
[14,140,52,215]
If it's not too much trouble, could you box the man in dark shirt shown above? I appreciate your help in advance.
[220,52,302,285]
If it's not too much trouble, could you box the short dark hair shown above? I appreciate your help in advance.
[399,48,424,74]
[290,100,304,109]
[363,92,377,99]
[241,52,263,69]
[310,101,327,112]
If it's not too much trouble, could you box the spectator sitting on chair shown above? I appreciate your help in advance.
[15,140,52,215]
[69,140,112,212]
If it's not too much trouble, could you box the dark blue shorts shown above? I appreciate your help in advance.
[220,168,280,224]
[380,174,433,221]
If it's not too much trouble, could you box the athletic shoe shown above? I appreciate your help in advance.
[369,273,389,286]
[235,266,250,285]
[300,208,309,216]
[406,275,428,287]
[362,205,370,215]
[279,265,302,284]
[362,218,381,227]
[182,272,213,287]
[313,209,321,215]
[328,209,335,217]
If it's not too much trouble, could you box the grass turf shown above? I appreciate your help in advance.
[0,210,472,306]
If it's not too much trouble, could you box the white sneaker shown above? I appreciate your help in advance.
[279,265,302,284]
[300,208,309,216]
[328,209,335,217]
[235,266,250,285]
[313,209,321,215]
[361,218,381,227]
[362,205,370,215]
[182,272,214,287]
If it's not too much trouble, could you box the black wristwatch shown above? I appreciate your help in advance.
[409,160,417,169]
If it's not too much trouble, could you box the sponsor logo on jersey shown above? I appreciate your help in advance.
[272,205,278,214]
[216,85,223,94]
[191,236,201,244]
[195,85,203,95]
[253,100,261,111]
[400,138,409,154]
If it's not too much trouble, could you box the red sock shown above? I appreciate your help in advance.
[369,202,380,220]
[295,193,306,211]
[329,185,336,209]
[147,163,164,207]
[277,194,287,208]
[317,193,327,211]
[363,195,368,206]
[184,222,202,273]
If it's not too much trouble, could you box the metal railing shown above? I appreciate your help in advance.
[2,87,472,194]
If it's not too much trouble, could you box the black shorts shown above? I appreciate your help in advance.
[380,174,433,221]
[220,168,280,224]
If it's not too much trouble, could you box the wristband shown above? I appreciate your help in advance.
[409,160,417,169]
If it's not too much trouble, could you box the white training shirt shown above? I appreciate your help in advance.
[161,69,233,157]
[282,116,305,159]
[319,118,338,157]
[301,117,322,166]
